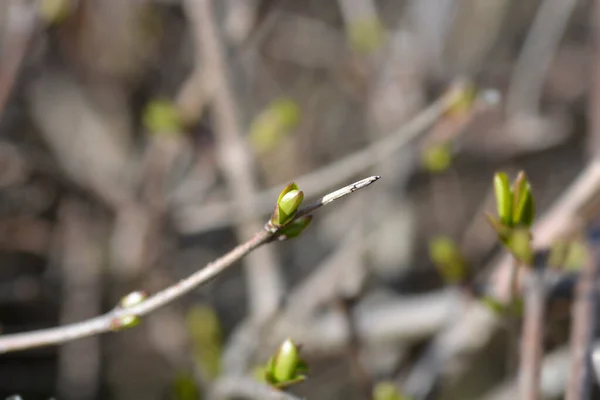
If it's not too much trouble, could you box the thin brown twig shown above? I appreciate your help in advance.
[0,0,37,117]
[506,259,520,375]
[589,0,600,157]
[335,296,373,400]
[518,269,546,400]
[56,200,102,400]
[505,0,578,117]
[565,231,598,400]
[565,1,600,393]
[0,176,379,354]
[483,343,593,400]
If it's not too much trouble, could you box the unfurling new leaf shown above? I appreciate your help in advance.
[278,216,313,240]
[512,171,535,228]
[494,172,512,226]
[487,171,536,266]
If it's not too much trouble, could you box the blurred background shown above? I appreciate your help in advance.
[0,0,597,399]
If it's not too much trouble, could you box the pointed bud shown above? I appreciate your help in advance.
[278,216,313,240]
[278,190,303,224]
[119,291,147,309]
[512,171,535,227]
[270,183,304,228]
[277,183,300,205]
[271,339,301,383]
[493,172,513,226]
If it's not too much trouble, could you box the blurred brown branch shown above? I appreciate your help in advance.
[176,81,491,235]
[565,242,598,400]
[0,0,37,116]
[183,0,283,320]
[519,270,546,400]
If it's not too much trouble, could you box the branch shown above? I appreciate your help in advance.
[565,238,598,399]
[335,295,373,399]
[404,158,600,399]
[0,0,37,116]
[483,344,586,400]
[505,0,578,117]
[519,270,546,400]
[0,176,379,354]
[175,82,486,234]
[182,0,283,319]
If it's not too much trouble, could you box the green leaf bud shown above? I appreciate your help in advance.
[270,183,304,228]
[493,172,513,226]
[512,171,535,227]
[271,339,301,383]
[119,291,147,309]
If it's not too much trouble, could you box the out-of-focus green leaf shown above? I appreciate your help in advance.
[564,239,587,272]
[446,81,477,117]
[422,144,452,173]
[172,372,201,400]
[372,382,411,400]
[38,0,71,25]
[428,236,467,284]
[253,365,269,383]
[186,305,222,379]
[548,238,586,271]
[348,18,386,54]
[143,99,182,134]
[250,98,300,153]
[481,295,524,318]
[548,239,569,268]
